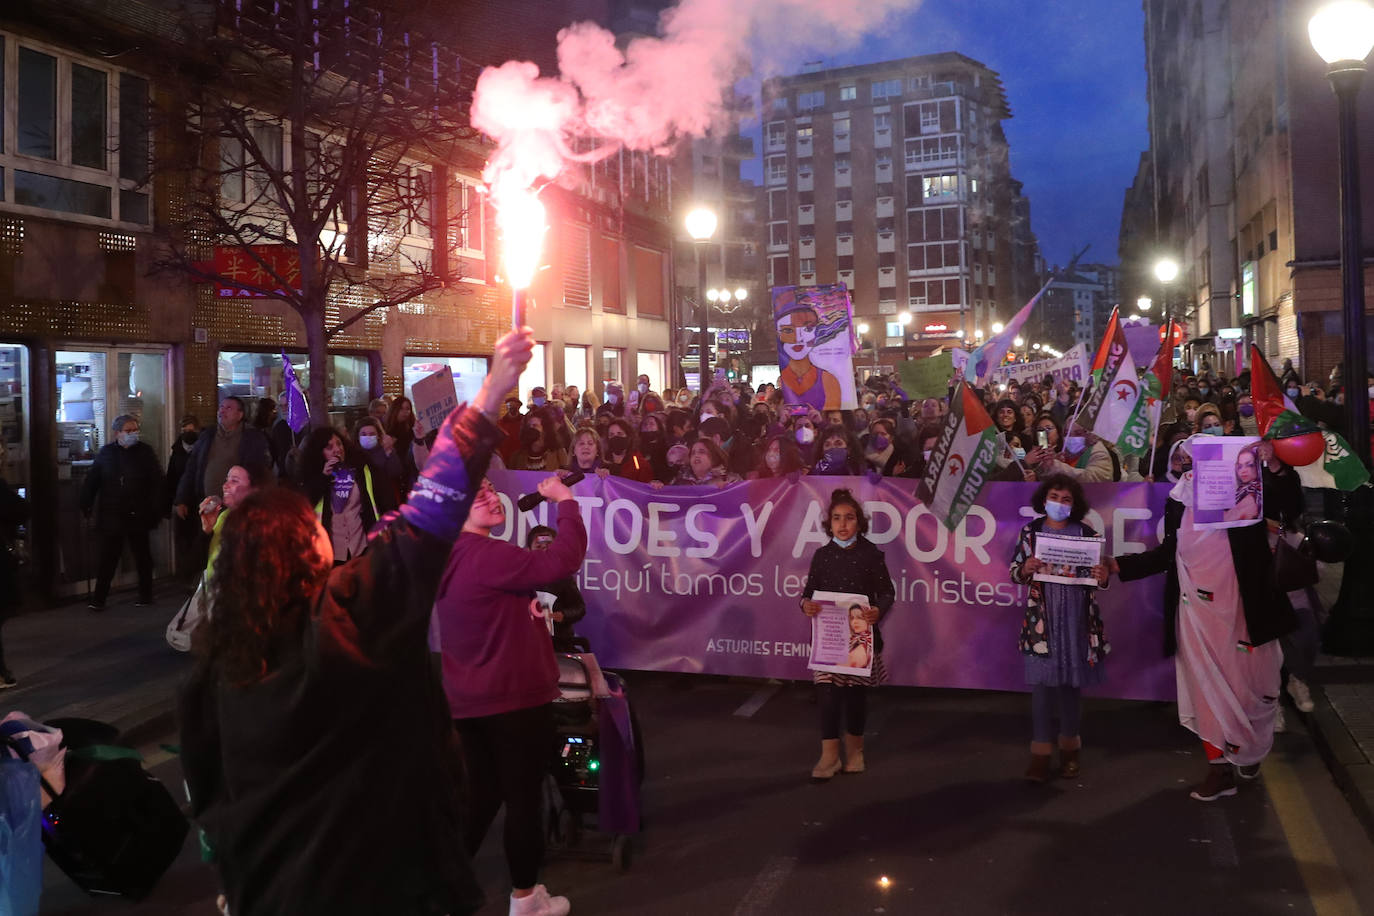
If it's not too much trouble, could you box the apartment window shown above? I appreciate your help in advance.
[798,90,825,110]
[768,188,787,220]
[833,117,850,139]
[769,254,790,285]
[920,104,939,131]
[766,121,786,146]
[769,222,789,246]
[879,251,896,268]
[838,254,855,271]
[771,96,788,113]
[796,125,813,141]
[908,75,931,91]
[835,156,850,172]
[836,220,853,236]
[970,178,979,195]
[972,230,982,250]
[907,278,963,306]
[886,321,904,338]
[799,257,816,273]
[839,85,856,102]
[986,265,996,287]
[871,78,902,100]
[985,230,995,251]
[797,162,813,178]
[906,206,960,242]
[561,223,592,307]
[874,112,892,130]
[875,152,892,169]
[836,185,852,202]
[922,174,959,202]
[600,349,623,389]
[453,179,485,255]
[9,41,150,224]
[767,156,788,182]
[876,216,895,232]
[907,242,961,272]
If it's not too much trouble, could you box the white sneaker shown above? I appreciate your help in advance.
[1287,676,1315,713]
[1273,705,1287,733]
[509,885,570,916]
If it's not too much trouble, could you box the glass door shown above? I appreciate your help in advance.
[0,344,32,576]
[54,347,172,596]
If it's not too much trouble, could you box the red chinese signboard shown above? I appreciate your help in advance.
[208,245,303,298]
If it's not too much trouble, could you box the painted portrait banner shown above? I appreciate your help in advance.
[486,471,1179,702]
[772,283,857,411]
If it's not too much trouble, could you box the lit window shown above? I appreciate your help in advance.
[839,85,856,101]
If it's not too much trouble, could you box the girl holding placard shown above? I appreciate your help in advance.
[1009,473,1111,783]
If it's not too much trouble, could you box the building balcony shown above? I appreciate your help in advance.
[877,230,895,253]
[796,137,813,157]
[767,171,787,187]
[836,235,854,256]
[875,162,893,183]
[907,80,968,101]
[874,126,892,148]
[798,204,815,225]
[878,300,897,315]
[878,266,897,287]
[834,133,850,154]
[800,271,816,285]
[797,172,814,192]
[723,134,755,160]
[765,134,786,154]
[838,269,855,288]
[835,200,853,222]
[876,196,894,218]
[835,166,851,189]
[799,237,817,258]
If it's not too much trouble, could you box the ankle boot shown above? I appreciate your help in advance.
[1058,736,1082,779]
[1024,741,1053,783]
[842,734,865,773]
[811,739,842,781]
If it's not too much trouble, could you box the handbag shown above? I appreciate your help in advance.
[1274,529,1319,592]
[166,574,210,653]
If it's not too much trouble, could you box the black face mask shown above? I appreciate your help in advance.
[608,435,629,452]
[180,431,198,445]
[520,427,540,446]
[641,430,662,445]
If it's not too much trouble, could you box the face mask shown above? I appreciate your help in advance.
[796,427,816,445]
[832,535,858,548]
[520,427,540,446]
[1239,404,1255,417]
[1201,425,1223,437]
[1012,447,1026,461]
[1044,501,1073,522]
[1199,386,1210,396]
[641,430,661,445]
[823,446,848,466]
[869,435,890,452]
[117,432,139,448]
[358,434,379,450]
[532,397,546,408]
[1064,436,1085,454]
[608,435,629,452]
[607,393,620,405]
[765,451,781,469]
[678,394,692,405]
[701,412,716,423]
[638,383,649,394]
[923,449,933,462]
[1286,387,1301,399]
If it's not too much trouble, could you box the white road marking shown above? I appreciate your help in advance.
[733,855,797,916]
[734,683,782,718]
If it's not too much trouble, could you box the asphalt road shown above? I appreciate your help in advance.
[37,674,1374,915]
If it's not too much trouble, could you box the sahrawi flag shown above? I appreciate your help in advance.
[282,350,310,433]
[917,382,1001,531]
[1134,318,1177,455]
[1078,315,1150,457]
[1250,344,1369,490]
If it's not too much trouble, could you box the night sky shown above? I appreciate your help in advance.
[741,0,1149,270]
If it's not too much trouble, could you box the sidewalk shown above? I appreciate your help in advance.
[0,588,194,745]
[1309,652,1374,840]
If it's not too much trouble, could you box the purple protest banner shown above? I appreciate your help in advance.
[486,472,1178,702]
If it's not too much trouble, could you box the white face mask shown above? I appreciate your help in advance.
[1012,447,1026,461]
[117,431,139,448]
[607,393,620,405]
[796,427,816,445]
[1064,436,1086,454]
[638,383,649,394]
[922,449,933,461]
[701,412,716,423]
[358,434,379,450]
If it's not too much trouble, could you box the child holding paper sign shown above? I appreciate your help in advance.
[1009,474,1111,783]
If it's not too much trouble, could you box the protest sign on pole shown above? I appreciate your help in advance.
[411,366,458,437]
[897,352,955,400]
[772,284,857,410]
[1190,435,1264,529]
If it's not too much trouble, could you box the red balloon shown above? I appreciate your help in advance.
[1272,432,1325,467]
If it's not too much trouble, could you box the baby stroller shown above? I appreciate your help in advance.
[546,637,643,871]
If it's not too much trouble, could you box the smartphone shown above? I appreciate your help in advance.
[1037,429,1050,448]
[787,404,810,417]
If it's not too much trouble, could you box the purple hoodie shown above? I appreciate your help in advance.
[434,500,587,719]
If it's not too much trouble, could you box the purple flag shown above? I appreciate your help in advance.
[967,279,1050,383]
[282,350,310,433]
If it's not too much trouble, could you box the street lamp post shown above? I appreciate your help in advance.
[897,311,912,363]
[1154,258,1179,366]
[1310,0,1374,654]
[685,207,718,394]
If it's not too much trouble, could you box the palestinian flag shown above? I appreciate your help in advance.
[1250,345,1369,490]
[917,382,1001,531]
[1077,317,1149,456]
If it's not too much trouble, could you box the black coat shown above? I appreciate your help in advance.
[164,437,196,516]
[174,425,272,510]
[80,442,164,534]
[1115,497,1297,656]
[0,480,26,616]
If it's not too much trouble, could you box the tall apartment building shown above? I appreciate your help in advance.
[760,53,1039,362]
[1119,0,1374,382]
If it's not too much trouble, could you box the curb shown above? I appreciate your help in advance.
[1304,688,1374,844]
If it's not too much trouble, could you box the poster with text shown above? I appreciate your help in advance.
[412,366,458,438]
[1190,435,1263,529]
[807,590,873,677]
[772,284,857,411]
[1032,532,1104,585]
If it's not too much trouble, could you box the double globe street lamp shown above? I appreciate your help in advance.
[685,207,718,392]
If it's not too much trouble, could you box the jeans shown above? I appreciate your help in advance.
[817,684,867,739]
[1031,684,1082,744]
[454,703,554,891]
